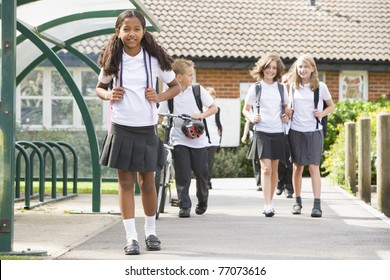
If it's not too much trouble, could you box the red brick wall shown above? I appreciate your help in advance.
[196,68,390,101]
[369,72,390,101]
[196,68,252,98]
[324,71,339,101]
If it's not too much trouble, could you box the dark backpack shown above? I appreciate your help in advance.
[291,86,328,137]
[168,83,211,143]
[313,87,328,137]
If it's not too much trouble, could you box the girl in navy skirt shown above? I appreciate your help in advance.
[288,54,335,218]
[243,54,290,217]
[96,10,180,255]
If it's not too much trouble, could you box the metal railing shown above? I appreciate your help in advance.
[15,141,78,209]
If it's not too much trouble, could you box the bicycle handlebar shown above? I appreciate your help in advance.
[158,113,196,121]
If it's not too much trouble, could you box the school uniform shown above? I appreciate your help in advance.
[98,48,176,172]
[245,81,289,161]
[158,85,214,210]
[289,82,332,166]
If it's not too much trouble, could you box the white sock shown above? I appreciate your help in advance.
[265,204,274,212]
[144,215,157,238]
[123,218,138,243]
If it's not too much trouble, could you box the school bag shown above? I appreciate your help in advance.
[255,82,285,113]
[314,87,328,137]
[249,82,285,132]
[254,82,286,123]
[168,83,211,143]
[291,86,328,137]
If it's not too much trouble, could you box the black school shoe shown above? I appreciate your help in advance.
[145,235,161,251]
[124,240,140,255]
[276,185,284,195]
[179,208,191,218]
[311,208,322,218]
[195,203,207,215]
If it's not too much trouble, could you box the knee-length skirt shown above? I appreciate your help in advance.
[247,131,286,161]
[100,123,164,172]
[288,129,323,166]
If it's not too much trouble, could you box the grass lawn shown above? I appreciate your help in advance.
[17,181,120,195]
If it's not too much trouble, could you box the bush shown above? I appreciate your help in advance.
[323,96,390,190]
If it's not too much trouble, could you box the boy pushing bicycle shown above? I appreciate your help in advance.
[158,59,217,218]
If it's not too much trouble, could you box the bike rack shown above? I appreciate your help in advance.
[14,141,78,209]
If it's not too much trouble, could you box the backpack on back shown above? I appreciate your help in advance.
[255,82,285,113]
[291,86,328,137]
[313,87,328,137]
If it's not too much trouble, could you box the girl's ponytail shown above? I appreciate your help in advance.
[98,35,123,77]
[142,31,173,71]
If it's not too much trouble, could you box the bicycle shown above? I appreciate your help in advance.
[155,113,194,219]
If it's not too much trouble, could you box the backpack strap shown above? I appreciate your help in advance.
[108,49,153,132]
[215,107,222,131]
[192,83,202,111]
[168,98,174,113]
[277,82,285,114]
[192,83,211,144]
[313,86,321,130]
[255,82,261,114]
[215,107,222,145]
[255,82,285,112]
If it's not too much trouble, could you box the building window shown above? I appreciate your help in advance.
[19,69,44,125]
[16,67,104,130]
[339,71,368,100]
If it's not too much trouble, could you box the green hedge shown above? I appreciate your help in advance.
[322,96,390,190]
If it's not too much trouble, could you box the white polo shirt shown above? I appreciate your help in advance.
[158,84,214,148]
[98,48,176,127]
[290,82,332,132]
[245,81,289,133]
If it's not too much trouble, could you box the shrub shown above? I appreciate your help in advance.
[323,97,390,190]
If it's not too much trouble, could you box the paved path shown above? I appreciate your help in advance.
[15,177,387,260]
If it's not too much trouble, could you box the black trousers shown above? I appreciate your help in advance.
[253,157,261,187]
[173,145,209,209]
[207,145,219,187]
[277,135,293,191]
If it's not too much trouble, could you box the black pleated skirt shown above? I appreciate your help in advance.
[247,131,286,161]
[100,123,164,172]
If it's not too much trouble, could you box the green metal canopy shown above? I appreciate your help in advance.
[0,0,160,253]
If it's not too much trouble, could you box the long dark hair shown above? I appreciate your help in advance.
[98,10,173,77]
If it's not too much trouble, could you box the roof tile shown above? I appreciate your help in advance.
[74,0,390,62]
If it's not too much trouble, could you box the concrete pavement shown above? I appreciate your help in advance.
[9,177,390,260]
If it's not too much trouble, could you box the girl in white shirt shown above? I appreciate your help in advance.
[288,54,335,218]
[96,10,181,255]
[242,54,290,217]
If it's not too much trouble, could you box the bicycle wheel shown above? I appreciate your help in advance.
[155,167,167,219]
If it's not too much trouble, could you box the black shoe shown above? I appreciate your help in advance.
[124,240,140,255]
[276,187,283,195]
[179,208,191,218]
[257,185,262,191]
[195,203,207,215]
[292,204,302,215]
[145,235,161,251]
[285,189,294,199]
[311,208,322,218]
[264,208,275,217]
[208,182,212,189]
